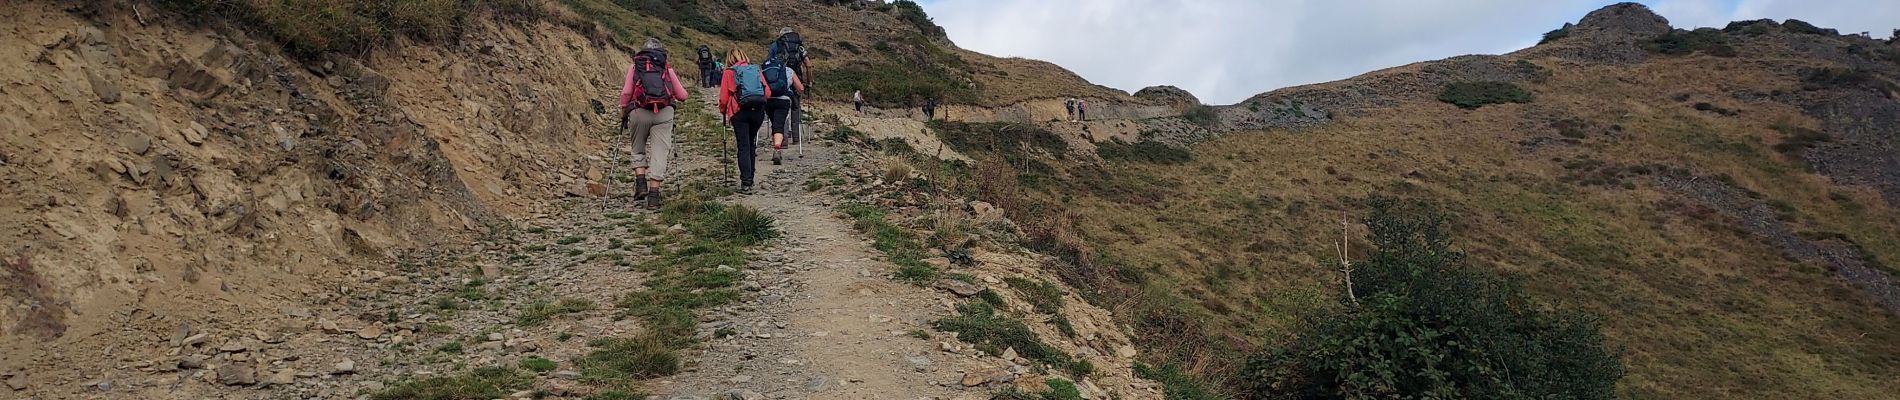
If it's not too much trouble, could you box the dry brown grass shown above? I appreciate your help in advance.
[977,39,1900,398]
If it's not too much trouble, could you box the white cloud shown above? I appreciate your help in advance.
[921,0,1900,104]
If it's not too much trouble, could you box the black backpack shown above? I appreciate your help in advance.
[770,32,806,70]
[696,45,713,65]
[630,49,673,111]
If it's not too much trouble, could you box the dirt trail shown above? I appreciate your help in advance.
[657,136,979,399]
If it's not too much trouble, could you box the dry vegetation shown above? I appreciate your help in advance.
[906,22,1900,399]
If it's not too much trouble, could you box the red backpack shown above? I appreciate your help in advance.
[630,49,673,111]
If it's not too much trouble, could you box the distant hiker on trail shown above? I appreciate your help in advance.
[616,38,689,209]
[853,90,864,114]
[766,27,810,145]
[922,98,937,120]
[762,50,806,166]
[1076,98,1087,121]
[719,50,772,194]
[1065,97,1076,122]
[696,44,717,88]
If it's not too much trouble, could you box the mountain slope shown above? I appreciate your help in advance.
[911,3,1900,399]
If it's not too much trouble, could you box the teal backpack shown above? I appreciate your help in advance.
[731,64,767,106]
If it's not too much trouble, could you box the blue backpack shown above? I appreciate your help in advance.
[730,64,767,106]
[761,58,792,97]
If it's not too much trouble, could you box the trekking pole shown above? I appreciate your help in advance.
[723,123,734,185]
[602,125,624,212]
[796,98,806,159]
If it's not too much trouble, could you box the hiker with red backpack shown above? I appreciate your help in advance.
[719,50,773,194]
[615,38,689,209]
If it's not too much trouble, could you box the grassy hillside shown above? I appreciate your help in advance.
[901,5,1900,399]
[151,0,1132,107]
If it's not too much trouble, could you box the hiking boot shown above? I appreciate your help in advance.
[738,184,753,195]
[630,174,649,200]
[644,187,663,210]
[772,148,783,165]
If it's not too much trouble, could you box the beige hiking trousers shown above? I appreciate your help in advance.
[627,106,675,181]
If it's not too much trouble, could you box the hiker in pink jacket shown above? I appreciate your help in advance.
[616,37,690,209]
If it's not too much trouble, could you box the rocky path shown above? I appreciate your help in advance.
[656,136,978,399]
[139,88,1154,400]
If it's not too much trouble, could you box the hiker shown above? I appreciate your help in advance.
[1064,97,1076,121]
[922,97,937,120]
[1076,98,1087,121]
[719,50,772,194]
[766,27,810,145]
[762,48,806,166]
[696,44,717,88]
[853,90,864,114]
[616,38,689,209]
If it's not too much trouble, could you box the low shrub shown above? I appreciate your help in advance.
[1182,105,1218,126]
[1437,81,1534,109]
[932,302,1071,367]
[1238,197,1623,399]
[1650,29,1737,57]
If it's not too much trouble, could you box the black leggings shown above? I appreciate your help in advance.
[766,98,794,147]
[730,106,766,185]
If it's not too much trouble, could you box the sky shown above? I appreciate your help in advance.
[916,0,1900,104]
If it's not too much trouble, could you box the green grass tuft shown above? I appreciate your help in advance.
[516,297,596,326]
[372,366,531,400]
[577,336,679,382]
[518,356,558,373]
[932,302,1070,367]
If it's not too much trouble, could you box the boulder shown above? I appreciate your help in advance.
[215,363,256,386]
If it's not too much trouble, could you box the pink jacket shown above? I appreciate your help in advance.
[618,64,689,110]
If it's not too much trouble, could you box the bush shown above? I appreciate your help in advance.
[1182,105,1218,126]
[1437,82,1534,109]
[1238,197,1623,400]
[1650,29,1737,57]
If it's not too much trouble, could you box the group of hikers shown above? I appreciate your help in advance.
[610,27,812,209]
[1065,97,1087,122]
